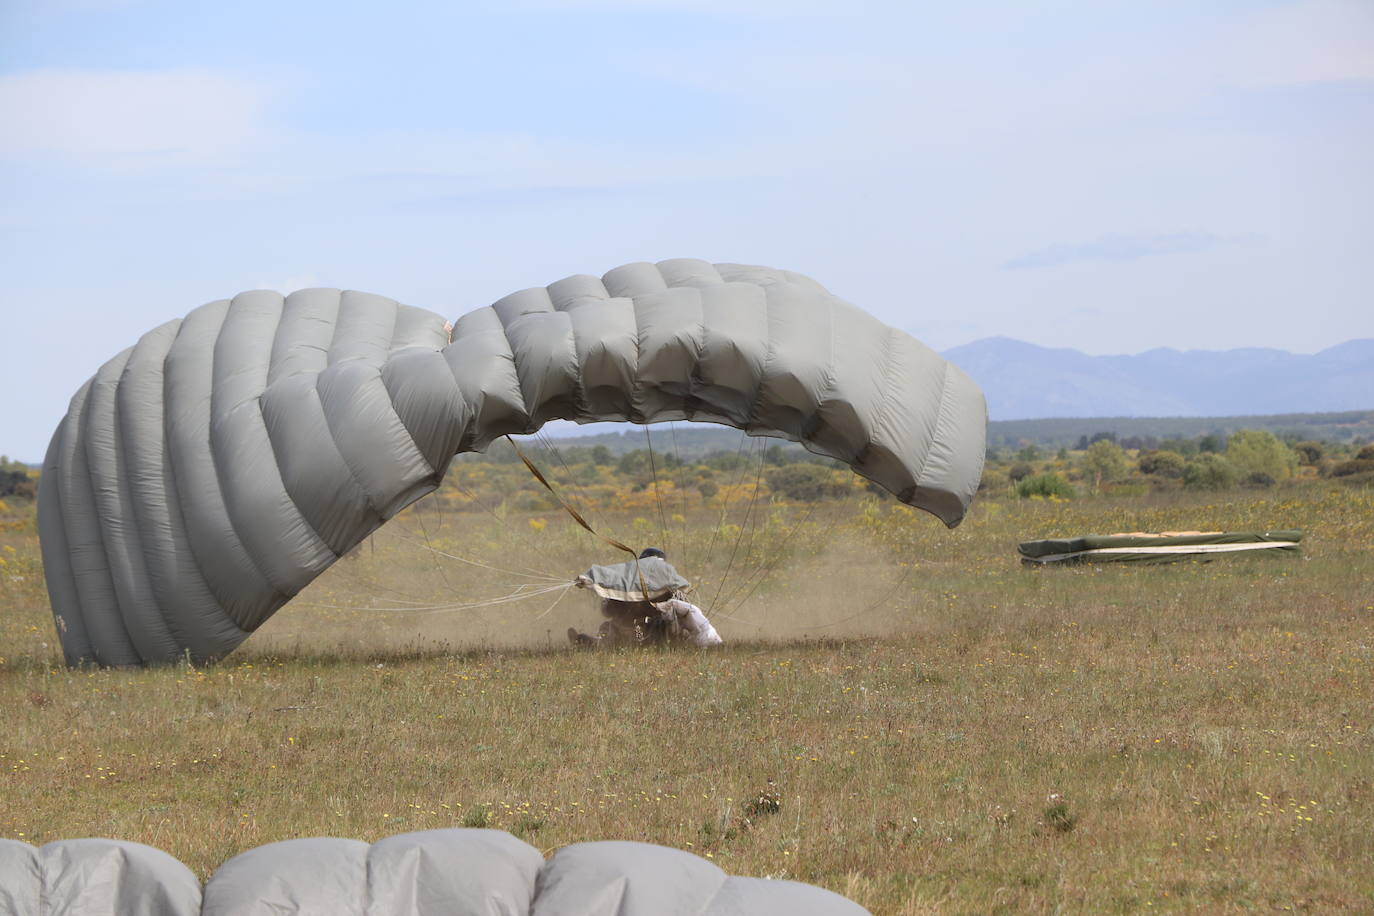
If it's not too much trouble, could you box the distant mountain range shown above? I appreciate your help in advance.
[12,338,1368,467]
[942,338,1374,421]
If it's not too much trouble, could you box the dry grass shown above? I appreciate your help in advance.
[2,483,1372,913]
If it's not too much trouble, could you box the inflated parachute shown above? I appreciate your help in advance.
[38,259,987,666]
[0,829,871,914]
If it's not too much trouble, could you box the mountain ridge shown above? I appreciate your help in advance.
[942,337,1373,421]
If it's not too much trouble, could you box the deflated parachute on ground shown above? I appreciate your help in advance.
[1018,530,1304,564]
[38,259,987,666]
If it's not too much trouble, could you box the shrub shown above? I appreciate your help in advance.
[0,457,33,500]
[1329,459,1374,478]
[616,449,650,475]
[1081,440,1128,490]
[1292,441,1324,465]
[1226,429,1297,481]
[1138,449,1186,478]
[1159,437,1199,457]
[1043,800,1078,833]
[764,463,850,502]
[978,469,1009,492]
[704,451,749,471]
[1016,473,1075,500]
[1183,454,1239,490]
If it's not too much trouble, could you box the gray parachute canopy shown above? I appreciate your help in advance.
[0,829,871,914]
[38,259,987,666]
[577,556,691,603]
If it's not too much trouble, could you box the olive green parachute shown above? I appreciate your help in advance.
[1018,529,1303,564]
[37,259,987,666]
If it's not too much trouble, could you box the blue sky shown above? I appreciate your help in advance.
[2,0,1372,460]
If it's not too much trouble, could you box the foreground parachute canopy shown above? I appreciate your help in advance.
[38,259,987,666]
[0,829,871,914]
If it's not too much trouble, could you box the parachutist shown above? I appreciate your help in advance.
[569,548,722,648]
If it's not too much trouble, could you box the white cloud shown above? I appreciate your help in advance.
[0,68,269,164]
[1226,0,1374,87]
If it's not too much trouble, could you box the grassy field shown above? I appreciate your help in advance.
[2,483,1372,913]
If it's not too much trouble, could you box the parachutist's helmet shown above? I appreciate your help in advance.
[639,547,666,560]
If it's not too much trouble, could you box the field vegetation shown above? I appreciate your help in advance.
[2,429,1372,913]
[984,409,1374,451]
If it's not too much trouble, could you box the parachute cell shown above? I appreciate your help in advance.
[38,259,987,666]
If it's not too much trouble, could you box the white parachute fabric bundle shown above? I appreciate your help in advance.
[38,259,987,666]
[0,830,871,915]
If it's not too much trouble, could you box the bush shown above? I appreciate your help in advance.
[1042,800,1078,833]
[1292,441,1324,465]
[704,451,749,471]
[1183,454,1239,490]
[1138,449,1186,478]
[763,445,790,466]
[764,463,850,502]
[1226,429,1297,481]
[0,457,33,500]
[1016,473,1075,500]
[1081,440,1128,490]
[1159,437,1199,457]
[1330,459,1374,479]
[978,469,1009,492]
[616,449,650,475]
